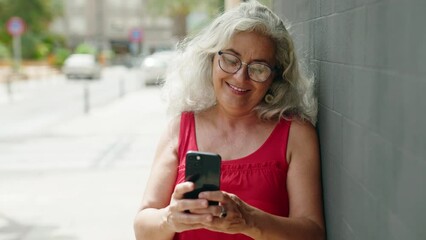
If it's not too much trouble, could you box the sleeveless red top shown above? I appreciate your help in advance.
[174,112,291,240]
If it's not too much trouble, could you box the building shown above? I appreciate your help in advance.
[50,0,177,58]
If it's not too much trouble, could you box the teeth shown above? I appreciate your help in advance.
[228,83,248,92]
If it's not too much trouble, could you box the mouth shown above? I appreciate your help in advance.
[226,82,250,95]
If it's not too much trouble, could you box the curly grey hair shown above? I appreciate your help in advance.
[161,0,317,125]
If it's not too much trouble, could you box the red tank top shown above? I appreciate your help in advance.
[174,112,290,240]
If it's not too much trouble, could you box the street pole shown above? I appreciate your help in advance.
[6,16,26,102]
[84,81,90,114]
[12,35,22,75]
[119,76,125,98]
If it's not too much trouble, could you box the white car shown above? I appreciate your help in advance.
[62,54,101,79]
[140,51,177,85]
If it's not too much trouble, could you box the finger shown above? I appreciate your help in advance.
[174,211,213,225]
[172,182,195,200]
[198,190,227,202]
[189,205,220,215]
[175,199,209,212]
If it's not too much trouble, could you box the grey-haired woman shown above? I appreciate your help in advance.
[134,1,325,239]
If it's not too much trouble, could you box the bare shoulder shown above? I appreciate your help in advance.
[165,114,181,141]
[289,119,317,139]
[154,114,181,161]
[287,118,319,164]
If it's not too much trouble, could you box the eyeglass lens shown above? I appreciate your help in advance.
[218,52,272,82]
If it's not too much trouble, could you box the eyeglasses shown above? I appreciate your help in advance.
[217,51,275,83]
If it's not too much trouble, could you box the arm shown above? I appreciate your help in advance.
[133,117,180,240]
[199,120,325,239]
[133,117,214,240]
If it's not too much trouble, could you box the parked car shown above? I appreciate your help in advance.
[140,51,177,85]
[62,54,101,79]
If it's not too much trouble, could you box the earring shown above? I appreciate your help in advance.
[264,93,274,104]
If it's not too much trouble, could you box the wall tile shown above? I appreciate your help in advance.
[313,17,331,61]
[339,167,378,240]
[274,0,319,23]
[318,62,334,109]
[341,118,367,184]
[330,9,366,65]
[364,133,398,210]
[320,0,335,16]
[365,1,410,71]
[317,105,343,161]
[393,153,426,239]
[400,77,426,161]
[335,66,381,131]
[335,0,365,12]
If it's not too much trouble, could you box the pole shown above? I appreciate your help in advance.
[119,76,125,98]
[6,35,22,101]
[84,81,90,114]
[12,35,21,74]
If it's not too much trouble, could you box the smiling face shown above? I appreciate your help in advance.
[212,31,276,116]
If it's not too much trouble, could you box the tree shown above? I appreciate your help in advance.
[0,0,63,59]
[145,0,224,40]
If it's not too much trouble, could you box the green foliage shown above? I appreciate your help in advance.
[0,0,66,60]
[51,47,70,67]
[258,0,273,8]
[74,43,97,55]
[146,0,224,39]
[146,0,223,18]
[0,41,10,59]
[35,42,50,60]
[0,0,58,33]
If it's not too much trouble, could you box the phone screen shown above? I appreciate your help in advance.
[183,151,221,205]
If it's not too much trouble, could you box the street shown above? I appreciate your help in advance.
[0,67,168,240]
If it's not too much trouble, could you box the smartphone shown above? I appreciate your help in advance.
[183,151,222,205]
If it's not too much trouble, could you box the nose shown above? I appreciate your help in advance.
[234,62,250,81]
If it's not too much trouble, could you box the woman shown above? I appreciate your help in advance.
[134,1,325,239]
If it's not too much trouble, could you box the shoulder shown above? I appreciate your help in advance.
[153,114,182,156]
[287,118,319,164]
[289,118,317,138]
[165,114,182,143]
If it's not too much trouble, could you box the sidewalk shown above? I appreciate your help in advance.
[0,87,168,240]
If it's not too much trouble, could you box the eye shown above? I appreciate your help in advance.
[222,54,239,67]
[250,64,268,74]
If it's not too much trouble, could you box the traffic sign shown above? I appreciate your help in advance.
[6,17,26,36]
[129,28,143,43]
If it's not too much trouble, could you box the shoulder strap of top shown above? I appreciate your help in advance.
[178,112,197,164]
[256,117,291,163]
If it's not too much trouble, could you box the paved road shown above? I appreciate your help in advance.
[0,66,143,140]
[0,81,168,240]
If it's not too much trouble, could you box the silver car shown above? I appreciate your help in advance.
[140,51,176,85]
[62,54,101,79]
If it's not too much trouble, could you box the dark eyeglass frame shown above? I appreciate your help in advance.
[217,51,278,83]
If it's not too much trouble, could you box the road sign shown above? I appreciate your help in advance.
[129,28,143,43]
[6,17,26,36]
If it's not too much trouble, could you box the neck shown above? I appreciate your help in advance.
[204,105,262,129]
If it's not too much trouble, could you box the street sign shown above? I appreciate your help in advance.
[6,17,26,36]
[129,28,143,43]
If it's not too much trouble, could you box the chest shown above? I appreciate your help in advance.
[195,125,275,160]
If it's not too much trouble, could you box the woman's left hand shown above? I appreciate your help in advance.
[193,191,256,235]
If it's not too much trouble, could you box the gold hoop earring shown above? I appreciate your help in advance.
[264,93,274,104]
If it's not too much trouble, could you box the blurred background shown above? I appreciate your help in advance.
[0,0,271,240]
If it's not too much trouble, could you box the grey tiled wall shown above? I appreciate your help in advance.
[273,0,426,239]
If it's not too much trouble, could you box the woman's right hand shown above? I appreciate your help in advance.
[163,181,213,233]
